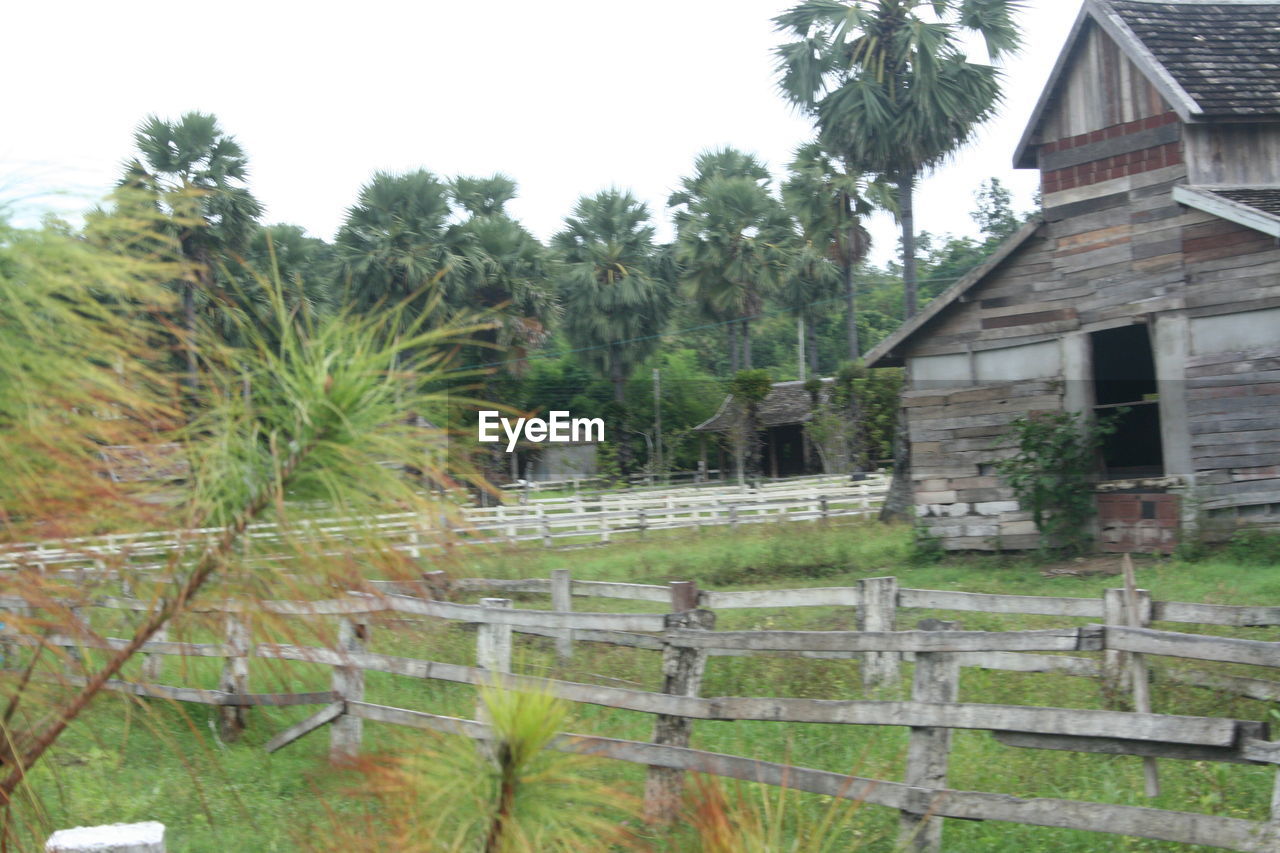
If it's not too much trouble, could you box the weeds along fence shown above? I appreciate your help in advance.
[0,475,887,575]
[5,573,1280,852]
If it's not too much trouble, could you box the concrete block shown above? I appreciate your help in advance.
[915,490,958,504]
[998,520,1039,536]
[47,822,164,853]
[943,503,972,518]
[974,500,1020,516]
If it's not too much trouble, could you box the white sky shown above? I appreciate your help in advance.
[3,0,1080,266]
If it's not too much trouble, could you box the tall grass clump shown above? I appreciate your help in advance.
[323,687,636,852]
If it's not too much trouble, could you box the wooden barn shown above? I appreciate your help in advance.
[865,0,1280,552]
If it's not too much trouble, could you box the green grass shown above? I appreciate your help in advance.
[11,520,1280,851]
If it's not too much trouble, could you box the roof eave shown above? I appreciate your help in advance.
[1173,185,1280,237]
[864,217,1045,369]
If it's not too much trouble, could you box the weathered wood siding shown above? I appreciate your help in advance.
[905,136,1280,545]
[1039,23,1170,144]
[1184,123,1280,186]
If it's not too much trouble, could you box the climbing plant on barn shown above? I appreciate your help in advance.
[997,410,1123,556]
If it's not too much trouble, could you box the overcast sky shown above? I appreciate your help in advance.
[4,0,1080,265]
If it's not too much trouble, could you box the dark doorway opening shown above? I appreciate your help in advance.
[1091,324,1164,479]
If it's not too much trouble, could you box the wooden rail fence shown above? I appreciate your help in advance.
[3,572,1280,851]
[0,477,888,576]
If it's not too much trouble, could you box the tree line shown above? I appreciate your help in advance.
[72,0,1029,483]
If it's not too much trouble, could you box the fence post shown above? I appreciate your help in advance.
[475,598,513,749]
[820,495,830,523]
[550,570,573,665]
[330,615,368,762]
[141,623,166,682]
[476,598,513,675]
[64,606,86,673]
[219,610,251,741]
[899,619,959,853]
[858,576,900,689]
[644,597,713,824]
[1102,587,1151,703]
[1122,554,1160,798]
[729,504,739,530]
[638,509,648,539]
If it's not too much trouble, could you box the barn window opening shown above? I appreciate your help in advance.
[1091,324,1164,479]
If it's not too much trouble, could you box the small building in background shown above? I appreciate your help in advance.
[695,379,833,478]
[866,0,1280,551]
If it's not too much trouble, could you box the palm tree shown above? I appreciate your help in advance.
[552,189,673,404]
[450,173,519,217]
[778,235,840,377]
[446,176,556,372]
[221,224,336,348]
[123,111,263,385]
[775,0,1021,319]
[670,149,791,372]
[335,169,457,324]
[782,142,879,361]
[674,174,789,372]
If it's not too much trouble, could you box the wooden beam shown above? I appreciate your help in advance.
[264,702,344,753]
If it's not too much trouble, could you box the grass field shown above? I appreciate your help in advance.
[12,519,1280,852]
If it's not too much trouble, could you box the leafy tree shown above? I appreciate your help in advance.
[776,0,1021,320]
[122,111,263,384]
[972,177,1022,242]
[552,189,673,404]
[782,141,881,362]
[728,368,774,480]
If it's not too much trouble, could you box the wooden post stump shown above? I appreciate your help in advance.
[329,616,368,762]
[219,612,250,741]
[644,607,714,824]
[858,576,900,689]
[899,618,960,853]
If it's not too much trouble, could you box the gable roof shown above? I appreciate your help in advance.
[863,218,1044,369]
[695,378,833,432]
[1014,0,1280,168]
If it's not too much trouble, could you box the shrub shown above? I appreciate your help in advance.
[997,411,1121,556]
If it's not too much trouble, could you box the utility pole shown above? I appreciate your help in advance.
[653,368,662,478]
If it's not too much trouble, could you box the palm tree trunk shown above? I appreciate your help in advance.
[610,345,625,403]
[182,279,198,388]
[728,322,739,374]
[843,248,859,361]
[741,318,752,370]
[806,312,819,376]
[899,167,919,320]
